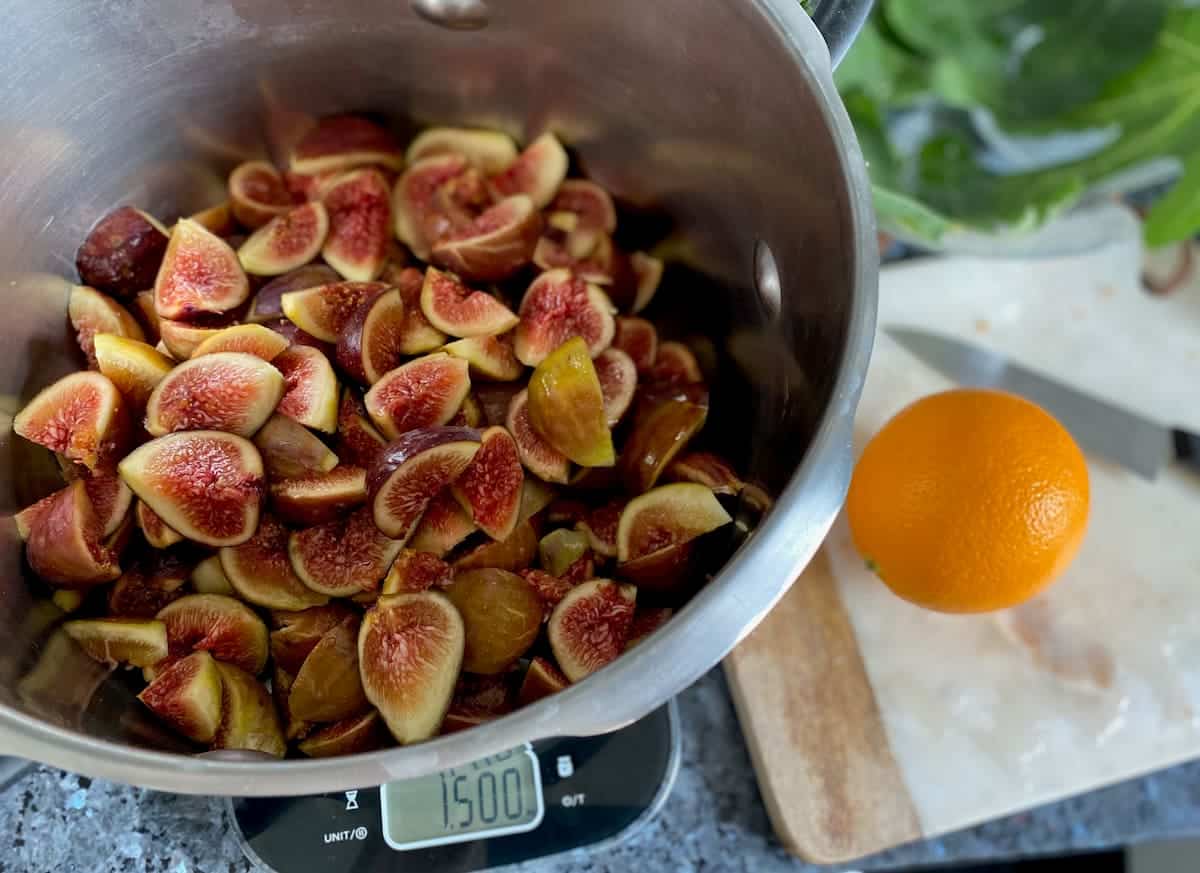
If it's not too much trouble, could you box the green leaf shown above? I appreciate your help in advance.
[871,184,956,242]
[1144,154,1200,246]
[834,18,929,106]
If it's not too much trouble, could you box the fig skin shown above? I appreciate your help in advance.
[238,201,329,277]
[253,413,338,479]
[513,269,616,367]
[616,482,732,564]
[69,285,146,366]
[220,514,329,611]
[188,201,237,237]
[419,267,519,338]
[517,656,570,706]
[336,388,387,469]
[269,602,358,674]
[75,206,169,297]
[157,593,270,675]
[144,352,285,438]
[158,319,225,360]
[14,371,130,471]
[505,389,569,485]
[153,219,250,321]
[621,396,708,494]
[336,286,406,385]
[612,316,659,373]
[137,650,224,744]
[191,323,291,362]
[24,481,120,588]
[526,336,615,468]
[321,168,392,282]
[93,333,174,408]
[119,431,265,548]
[367,427,482,539]
[452,425,523,541]
[364,353,472,440]
[430,195,542,284]
[273,344,340,434]
[270,465,367,526]
[454,519,539,573]
[359,591,465,745]
[211,661,286,757]
[288,615,369,723]
[63,617,168,668]
[539,528,590,576]
[297,709,389,758]
[444,569,543,675]
[547,579,637,682]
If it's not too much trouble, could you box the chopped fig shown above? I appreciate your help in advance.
[475,383,521,427]
[521,569,574,617]
[547,579,636,682]
[93,333,174,407]
[442,674,516,733]
[359,591,465,744]
[336,287,406,384]
[211,661,286,757]
[14,371,129,470]
[532,181,618,275]
[650,341,703,385]
[517,656,570,704]
[430,195,542,283]
[297,709,389,758]
[63,617,167,667]
[454,519,538,573]
[285,168,343,202]
[191,554,235,596]
[136,500,184,549]
[270,465,367,526]
[272,665,311,741]
[119,431,264,547]
[562,552,596,585]
[269,602,357,673]
[552,180,617,234]
[505,389,569,484]
[145,352,284,437]
[488,132,568,209]
[191,324,290,362]
[364,353,471,439]
[538,528,589,576]
[518,478,557,523]
[367,427,480,538]
[406,127,518,174]
[616,482,731,563]
[289,616,369,723]
[290,115,404,174]
[158,319,224,359]
[336,389,387,468]
[289,505,403,596]
[273,344,339,433]
[157,593,269,674]
[153,219,250,320]
[444,566,537,676]
[280,280,386,342]
[408,489,477,556]
[253,413,338,479]
[69,285,145,365]
[448,392,483,428]
[188,201,237,237]
[52,589,87,613]
[626,607,673,648]
[238,201,329,276]
[612,316,658,373]
[666,451,744,495]
[81,472,133,538]
[137,650,224,743]
[76,206,170,297]
[392,153,472,259]
[420,268,519,338]
[229,160,299,229]
[452,426,523,541]
[442,333,523,381]
[577,498,625,558]
[526,336,614,467]
[24,481,120,587]
[391,265,449,354]
[131,290,162,344]
[514,269,616,367]
[629,252,664,313]
[621,397,707,493]
[382,549,453,594]
[320,168,392,281]
[248,264,341,323]
[220,515,329,611]
[108,551,190,617]
[594,347,637,425]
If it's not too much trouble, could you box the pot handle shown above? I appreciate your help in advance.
[807,0,874,67]
[0,756,32,792]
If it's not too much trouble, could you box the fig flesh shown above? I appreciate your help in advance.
[145,352,284,437]
[547,579,636,682]
[229,160,299,229]
[211,661,286,757]
[191,554,235,596]
[616,482,732,563]
[594,347,637,426]
[288,616,369,723]
[290,115,404,175]
[153,219,250,320]
[237,201,329,276]
[408,488,477,556]
[430,195,541,283]
[488,132,568,209]
[280,281,387,343]
[392,153,472,260]
[269,602,357,674]
[135,500,184,549]
[157,593,269,674]
[629,252,664,313]
[336,286,406,384]
[138,649,224,743]
[526,337,614,467]
[76,206,170,297]
[24,481,120,587]
[69,285,145,366]
[359,591,464,744]
[518,656,570,705]
[93,333,174,408]
[270,465,367,526]
[107,550,190,618]
[297,709,388,758]
[406,127,518,174]
[119,431,264,547]
[390,264,448,354]
[513,269,616,367]
[612,316,659,373]
[666,451,744,495]
[364,353,471,439]
[63,617,168,667]
[273,344,339,433]
[14,371,129,470]
[158,319,224,360]
[220,514,329,611]
[367,427,481,539]
[248,264,340,324]
[420,268,519,338]
[577,498,625,558]
[505,389,569,484]
[442,333,523,381]
[288,505,403,596]
[321,168,392,281]
[626,606,674,648]
[79,472,133,539]
[253,413,338,479]
[452,425,523,541]
[382,549,453,594]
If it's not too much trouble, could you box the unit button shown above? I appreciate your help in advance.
[556,755,574,778]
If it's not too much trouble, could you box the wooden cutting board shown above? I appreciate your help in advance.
[724,219,1200,864]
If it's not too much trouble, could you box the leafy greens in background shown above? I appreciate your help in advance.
[836,1,1200,246]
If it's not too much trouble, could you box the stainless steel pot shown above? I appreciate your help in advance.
[0,0,875,795]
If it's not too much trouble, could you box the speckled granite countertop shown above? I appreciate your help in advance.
[3,669,1200,873]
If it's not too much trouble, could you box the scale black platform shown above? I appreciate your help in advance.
[230,700,680,872]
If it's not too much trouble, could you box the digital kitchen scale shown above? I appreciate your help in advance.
[230,700,679,872]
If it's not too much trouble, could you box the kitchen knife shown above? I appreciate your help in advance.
[885,326,1200,480]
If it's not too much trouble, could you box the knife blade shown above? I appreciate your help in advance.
[885,326,1199,480]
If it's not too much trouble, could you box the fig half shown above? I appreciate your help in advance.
[364,353,471,440]
[288,615,369,723]
[63,617,168,668]
[420,268,519,338]
[453,425,523,541]
[93,334,174,409]
[191,554,235,596]
[290,115,404,174]
[666,451,744,495]
[289,505,403,597]
[526,336,614,467]
[513,269,616,367]
[273,344,340,433]
[615,482,732,563]
[211,661,286,757]
[270,465,367,526]
[406,127,518,174]
[547,579,636,682]
[221,514,329,611]
[359,591,465,744]
[336,286,406,384]
[505,389,569,485]
[119,431,264,547]
[137,650,224,743]
[367,427,481,539]
[153,219,250,320]
[75,206,169,298]
[14,371,129,470]
[24,481,120,587]
[321,168,392,282]
[238,202,329,276]
[629,252,664,313]
[157,593,269,674]
[69,285,145,366]
[430,195,541,283]
[488,132,568,209]
[444,569,543,674]
[145,352,284,437]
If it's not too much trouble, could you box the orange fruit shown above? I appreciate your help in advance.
[846,388,1089,613]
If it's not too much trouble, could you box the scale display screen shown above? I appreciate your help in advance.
[380,745,544,850]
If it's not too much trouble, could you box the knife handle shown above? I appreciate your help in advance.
[1174,429,1200,474]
